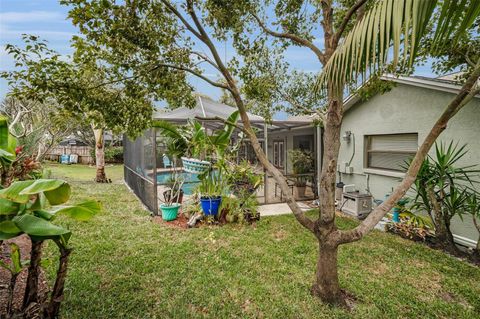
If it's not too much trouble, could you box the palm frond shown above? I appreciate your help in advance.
[315,0,480,93]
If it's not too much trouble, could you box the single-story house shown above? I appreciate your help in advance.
[337,74,480,247]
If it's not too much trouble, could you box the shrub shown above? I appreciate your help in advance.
[105,146,123,163]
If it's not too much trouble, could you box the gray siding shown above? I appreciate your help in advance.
[338,83,480,246]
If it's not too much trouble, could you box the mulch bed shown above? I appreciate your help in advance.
[152,213,189,229]
[0,235,49,316]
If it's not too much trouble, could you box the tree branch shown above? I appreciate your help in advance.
[87,63,229,92]
[333,0,368,47]
[250,12,326,65]
[275,88,326,123]
[159,0,204,40]
[159,63,230,91]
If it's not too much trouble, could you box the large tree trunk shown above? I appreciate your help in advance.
[23,239,43,310]
[45,244,72,318]
[93,127,109,183]
[311,243,343,305]
[313,84,345,303]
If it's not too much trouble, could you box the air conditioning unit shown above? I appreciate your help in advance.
[341,191,373,219]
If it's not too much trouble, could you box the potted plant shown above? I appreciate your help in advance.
[197,164,226,216]
[392,198,409,223]
[288,149,314,199]
[226,160,263,196]
[163,174,185,204]
[159,175,184,221]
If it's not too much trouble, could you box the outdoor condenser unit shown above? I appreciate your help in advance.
[341,191,373,219]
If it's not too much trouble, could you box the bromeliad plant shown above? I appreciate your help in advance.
[0,178,100,318]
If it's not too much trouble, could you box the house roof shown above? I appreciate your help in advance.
[344,73,480,111]
[154,95,314,131]
[153,96,264,122]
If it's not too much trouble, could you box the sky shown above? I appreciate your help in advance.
[1,0,439,119]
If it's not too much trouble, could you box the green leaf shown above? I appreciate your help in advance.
[0,148,15,165]
[0,180,36,203]
[20,179,67,195]
[53,200,101,221]
[13,214,71,239]
[0,115,9,150]
[9,243,22,273]
[44,183,71,205]
[315,0,477,92]
[0,220,22,240]
[29,192,47,210]
[33,210,55,221]
[0,197,19,215]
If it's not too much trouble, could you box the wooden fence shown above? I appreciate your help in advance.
[45,145,94,164]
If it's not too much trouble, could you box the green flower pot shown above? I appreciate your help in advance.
[160,203,181,221]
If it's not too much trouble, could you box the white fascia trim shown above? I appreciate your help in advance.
[380,75,480,98]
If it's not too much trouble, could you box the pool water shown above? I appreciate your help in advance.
[156,171,201,195]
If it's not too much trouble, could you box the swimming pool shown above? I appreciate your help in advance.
[156,170,201,195]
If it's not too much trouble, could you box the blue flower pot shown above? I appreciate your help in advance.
[200,196,222,216]
[392,207,400,223]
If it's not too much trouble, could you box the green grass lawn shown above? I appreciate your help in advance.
[43,164,480,318]
[46,162,124,182]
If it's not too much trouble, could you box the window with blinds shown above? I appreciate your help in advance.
[365,133,418,172]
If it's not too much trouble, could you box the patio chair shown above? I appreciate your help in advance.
[162,154,173,168]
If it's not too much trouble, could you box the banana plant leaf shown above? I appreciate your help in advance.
[33,209,55,221]
[44,183,71,205]
[0,197,19,215]
[52,200,101,221]
[13,214,71,239]
[0,220,22,240]
[0,180,36,203]
[29,192,47,211]
[20,179,67,195]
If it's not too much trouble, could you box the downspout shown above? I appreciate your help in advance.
[347,133,355,167]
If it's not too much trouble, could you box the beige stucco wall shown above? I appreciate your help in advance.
[338,83,480,246]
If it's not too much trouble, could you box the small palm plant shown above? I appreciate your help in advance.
[410,141,480,252]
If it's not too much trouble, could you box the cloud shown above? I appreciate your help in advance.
[0,27,75,41]
[0,11,66,23]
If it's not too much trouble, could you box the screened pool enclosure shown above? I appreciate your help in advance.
[124,96,322,215]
